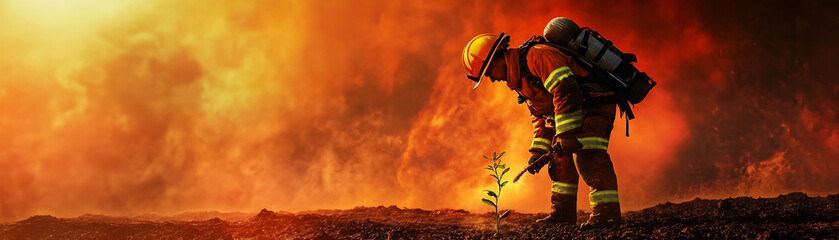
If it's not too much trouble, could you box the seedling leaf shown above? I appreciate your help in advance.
[480,150,510,235]
[482,198,496,207]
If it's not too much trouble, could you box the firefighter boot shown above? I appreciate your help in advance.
[574,150,622,230]
[580,202,622,230]
[536,193,576,225]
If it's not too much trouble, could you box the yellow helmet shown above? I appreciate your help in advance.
[462,33,509,89]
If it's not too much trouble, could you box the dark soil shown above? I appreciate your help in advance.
[2,192,838,239]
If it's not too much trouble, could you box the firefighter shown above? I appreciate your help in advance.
[461,18,622,229]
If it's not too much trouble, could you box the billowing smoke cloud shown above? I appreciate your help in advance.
[651,1,839,199]
[0,0,836,222]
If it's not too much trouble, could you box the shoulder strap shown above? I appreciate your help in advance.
[517,36,549,92]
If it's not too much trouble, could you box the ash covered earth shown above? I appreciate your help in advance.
[2,192,837,239]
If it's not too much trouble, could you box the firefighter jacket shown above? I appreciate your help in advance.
[505,44,622,219]
[504,45,592,153]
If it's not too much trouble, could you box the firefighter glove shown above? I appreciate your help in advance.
[527,149,550,174]
[551,142,565,156]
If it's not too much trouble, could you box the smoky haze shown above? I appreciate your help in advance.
[0,0,837,222]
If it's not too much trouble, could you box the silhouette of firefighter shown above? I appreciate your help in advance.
[462,17,656,229]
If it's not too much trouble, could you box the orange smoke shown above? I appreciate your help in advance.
[1,0,837,222]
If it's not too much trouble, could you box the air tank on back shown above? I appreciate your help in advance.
[543,17,655,105]
[543,17,624,73]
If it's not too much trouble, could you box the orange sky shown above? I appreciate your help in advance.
[1,0,837,222]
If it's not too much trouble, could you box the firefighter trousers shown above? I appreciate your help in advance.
[548,102,621,220]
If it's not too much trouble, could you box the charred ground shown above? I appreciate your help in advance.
[2,192,837,239]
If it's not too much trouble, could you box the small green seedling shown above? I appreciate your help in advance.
[482,151,510,235]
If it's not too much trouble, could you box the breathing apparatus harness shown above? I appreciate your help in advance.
[516,28,657,136]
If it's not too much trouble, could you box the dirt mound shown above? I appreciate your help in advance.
[2,192,838,239]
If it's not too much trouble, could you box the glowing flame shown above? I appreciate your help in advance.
[0,0,837,222]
